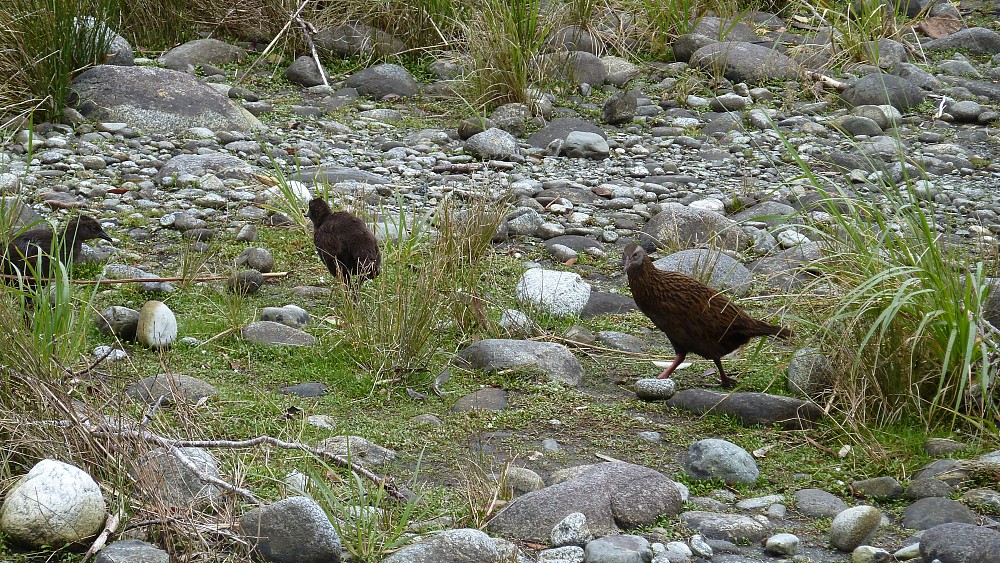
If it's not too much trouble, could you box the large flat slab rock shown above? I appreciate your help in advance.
[667,389,824,429]
[456,339,583,386]
[486,462,682,543]
[72,66,260,133]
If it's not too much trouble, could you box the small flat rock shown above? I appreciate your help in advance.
[667,389,824,429]
[679,511,768,543]
[241,321,316,347]
[904,477,956,499]
[136,300,177,350]
[382,528,505,563]
[235,247,274,273]
[457,339,583,386]
[764,533,800,556]
[830,505,881,551]
[227,269,264,295]
[315,436,396,467]
[583,534,652,562]
[794,488,848,518]
[279,382,328,397]
[850,476,903,499]
[94,539,169,563]
[466,128,519,161]
[902,496,978,529]
[634,378,677,401]
[260,305,310,328]
[452,387,508,412]
[595,331,643,353]
[240,496,342,563]
[537,545,585,563]
[126,373,217,405]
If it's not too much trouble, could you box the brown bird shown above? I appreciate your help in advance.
[3,215,112,284]
[306,198,381,284]
[623,242,793,388]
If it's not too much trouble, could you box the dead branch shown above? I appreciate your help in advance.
[806,71,847,91]
[81,510,121,562]
[165,443,261,505]
[87,424,408,501]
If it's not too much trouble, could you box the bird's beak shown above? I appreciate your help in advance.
[99,231,113,242]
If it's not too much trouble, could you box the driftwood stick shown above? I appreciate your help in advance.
[0,271,289,285]
[88,425,408,501]
[81,510,121,562]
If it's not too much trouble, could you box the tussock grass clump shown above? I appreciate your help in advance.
[463,0,553,107]
[798,177,997,431]
[0,0,120,122]
[330,190,509,384]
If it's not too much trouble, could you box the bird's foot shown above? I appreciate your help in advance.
[719,373,737,389]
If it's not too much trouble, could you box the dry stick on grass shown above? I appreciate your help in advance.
[81,510,121,563]
[294,13,328,87]
[0,271,289,285]
[88,425,409,501]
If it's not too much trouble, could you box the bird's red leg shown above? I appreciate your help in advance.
[657,352,687,379]
[714,358,736,388]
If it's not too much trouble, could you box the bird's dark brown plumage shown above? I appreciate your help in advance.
[306,198,381,284]
[623,242,793,388]
[3,215,112,283]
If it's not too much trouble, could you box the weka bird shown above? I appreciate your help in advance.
[623,242,793,388]
[3,215,112,284]
[306,198,381,284]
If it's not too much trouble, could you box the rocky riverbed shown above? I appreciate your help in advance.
[3,5,1000,563]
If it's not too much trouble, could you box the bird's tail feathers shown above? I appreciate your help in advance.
[746,322,794,340]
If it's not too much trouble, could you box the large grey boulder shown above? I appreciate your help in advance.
[924,27,1000,55]
[314,436,396,467]
[132,447,223,510]
[0,459,106,547]
[534,50,608,87]
[71,66,259,133]
[456,339,584,386]
[641,202,750,252]
[314,22,405,58]
[240,496,342,563]
[465,128,519,161]
[345,63,419,99]
[486,462,683,542]
[155,153,255,184]
[652,249,752,297]
[688,42,799,84]
[241,321,316,347]
[842,73,927,110]
[685,438,759,484]
[526,118,606,149]
[158,38,246,71]
[920,522,1000,563]
[516,268,591,317]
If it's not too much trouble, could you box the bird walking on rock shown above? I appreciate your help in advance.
[306,198,381,285]
[3,215,112,284]
[623,242,793,388]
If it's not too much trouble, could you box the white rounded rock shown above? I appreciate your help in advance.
[136,300,178,350]
[515,268,591,317]
[0,459,106,546]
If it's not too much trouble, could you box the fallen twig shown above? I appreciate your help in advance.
[88,425,408,501]
[81,510,121,562]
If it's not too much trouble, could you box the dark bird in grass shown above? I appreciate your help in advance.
[623,242,793,388]
[306,198,381,284]
[2,215,112,284]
